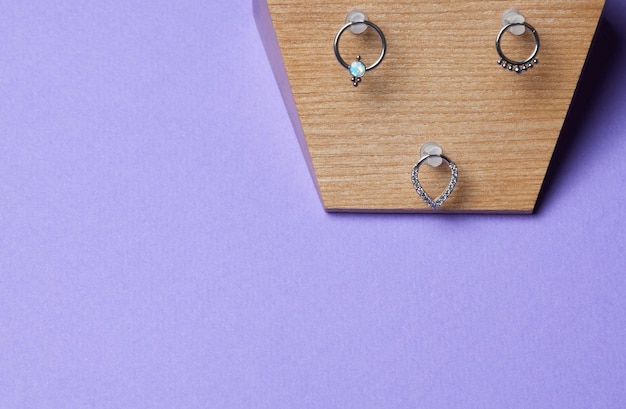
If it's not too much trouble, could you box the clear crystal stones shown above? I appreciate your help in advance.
[411,155,458,210]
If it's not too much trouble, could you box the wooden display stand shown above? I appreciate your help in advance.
[254,0,605,213]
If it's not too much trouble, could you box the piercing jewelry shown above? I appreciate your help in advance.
[334,11,386,87]
[411,143,458,210]
[496,9,540,74]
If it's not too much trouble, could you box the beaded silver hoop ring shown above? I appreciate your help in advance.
[496,22,540,74]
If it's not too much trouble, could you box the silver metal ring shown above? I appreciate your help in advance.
[496,22,540,74]
[334,20,386,86]
[411,154,458,210]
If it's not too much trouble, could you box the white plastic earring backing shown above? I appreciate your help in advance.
[345,10,369,34]
[501,9,526,35]
[420,142,444,167]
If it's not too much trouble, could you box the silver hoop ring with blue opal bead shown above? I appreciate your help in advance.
[496,22,540,74]
[334,20,386,87]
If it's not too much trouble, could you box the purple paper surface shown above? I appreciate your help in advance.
[1,1,625,408]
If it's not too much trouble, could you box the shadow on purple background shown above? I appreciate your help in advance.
[537,14,623,213]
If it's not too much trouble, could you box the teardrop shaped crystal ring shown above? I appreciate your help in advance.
[411,153,458,210]
[496,22,540,74]
[333,20,386,87]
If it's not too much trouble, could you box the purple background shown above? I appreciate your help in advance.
[1,1,625,408]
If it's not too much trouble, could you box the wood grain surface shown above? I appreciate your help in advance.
[256,0,605,212]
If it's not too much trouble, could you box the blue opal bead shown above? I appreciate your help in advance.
[349,61,366,78]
